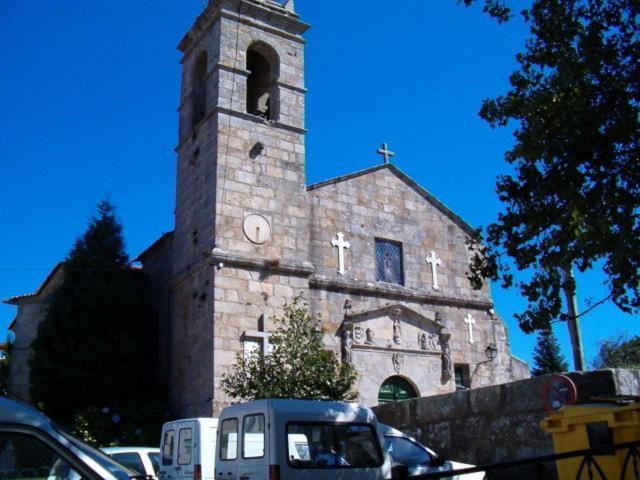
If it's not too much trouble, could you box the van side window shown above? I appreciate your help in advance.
[161,430,175,466]
[177,428,193,465]
[242,414,265,459]
[287,423,383,469]
[220,418,238,461]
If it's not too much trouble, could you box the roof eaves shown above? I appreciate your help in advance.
[306,164,387,191]
[2,262,64,305]
[135,231,174,263]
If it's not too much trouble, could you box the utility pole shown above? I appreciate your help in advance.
[562,267,585,371]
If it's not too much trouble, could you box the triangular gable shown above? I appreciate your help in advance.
[342,303,443,332]
[340,303,446,354]
[307,163,476,236]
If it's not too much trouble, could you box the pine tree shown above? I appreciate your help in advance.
[30,200,161,445]
[531,325,569,376]
[222,296,358,401]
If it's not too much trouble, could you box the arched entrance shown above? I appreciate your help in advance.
[378,376,418,404]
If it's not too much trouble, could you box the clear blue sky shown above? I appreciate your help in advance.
[1,0,636,368]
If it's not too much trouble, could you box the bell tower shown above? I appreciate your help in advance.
[170,0,311,416]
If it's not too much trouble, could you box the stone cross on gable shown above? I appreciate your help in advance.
[331,232,351,275]
[464,314,476,344]
[426,250,442,290]
[377,142,395,164]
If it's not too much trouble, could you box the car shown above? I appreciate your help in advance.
[380,423,485,479]
[102,447,159,479]
[0,396,147,480]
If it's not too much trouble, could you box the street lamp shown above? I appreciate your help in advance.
[485,343,498,361]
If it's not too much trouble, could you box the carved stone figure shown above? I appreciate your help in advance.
[393,318,402,345]
[365,328,375,345]
[435,311,444,324]
[353,326,363,344]
[420,332,428,350]
[439,330,452,383]
[428,333,439,350]
[342,329,353,363]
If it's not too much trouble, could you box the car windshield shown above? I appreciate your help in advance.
[54,426,137,480]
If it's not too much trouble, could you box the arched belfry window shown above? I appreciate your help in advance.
[191,52,208,129]
[246,43,279,120]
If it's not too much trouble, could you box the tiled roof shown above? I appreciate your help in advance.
[2,262,64,305]
[135,231,174,262]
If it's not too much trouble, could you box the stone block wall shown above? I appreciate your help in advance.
[374,369,640,479]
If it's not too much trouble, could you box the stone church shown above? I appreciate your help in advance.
[5,0,529,417]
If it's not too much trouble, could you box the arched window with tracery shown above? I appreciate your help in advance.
[246,43,279,120]
[191,52,208,130]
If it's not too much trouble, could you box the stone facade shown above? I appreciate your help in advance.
[139,0,529,418]
[3,263,64,402]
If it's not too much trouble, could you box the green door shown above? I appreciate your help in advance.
[378,376,418,404]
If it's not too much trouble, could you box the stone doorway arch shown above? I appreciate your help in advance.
[378,376,418,404]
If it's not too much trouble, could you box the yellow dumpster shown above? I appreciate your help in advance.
[541,402,640,480]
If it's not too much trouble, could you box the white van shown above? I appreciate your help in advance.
[215,399,392,480]
[159,418,218,480]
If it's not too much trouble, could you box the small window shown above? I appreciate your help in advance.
[454,364,471,390]
[287,423,383,469]
[177,428,193,465]
[148,452,160,475]
[111,452,145,475]
[375,239,404,285]
[191,52,208,129]
[384,436,434,467]
[243,414,265,459]
[220,418,239,461]
[161,430,175,465]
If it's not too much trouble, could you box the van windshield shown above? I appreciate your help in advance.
[287,423,383,469]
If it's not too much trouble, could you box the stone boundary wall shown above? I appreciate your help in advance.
[374,369,640,477]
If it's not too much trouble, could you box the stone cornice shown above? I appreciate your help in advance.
[216,106,307,134]
[210,248,315,276]
[352,344,442,357]
[179,0,309,55]
[309,274,494,311]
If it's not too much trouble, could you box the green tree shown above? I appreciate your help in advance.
[466,0,640,332]
[29,200,162,445]
[531,325,569,376]
[0,341,11,397]
[594,335,640,369]
[222,296,358,401]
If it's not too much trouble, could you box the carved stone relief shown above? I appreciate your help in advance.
[342,329,353,364]
[439,329,452,383]
[365,328,376,345]
[392,353,404,373]
[353,326,364,344]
